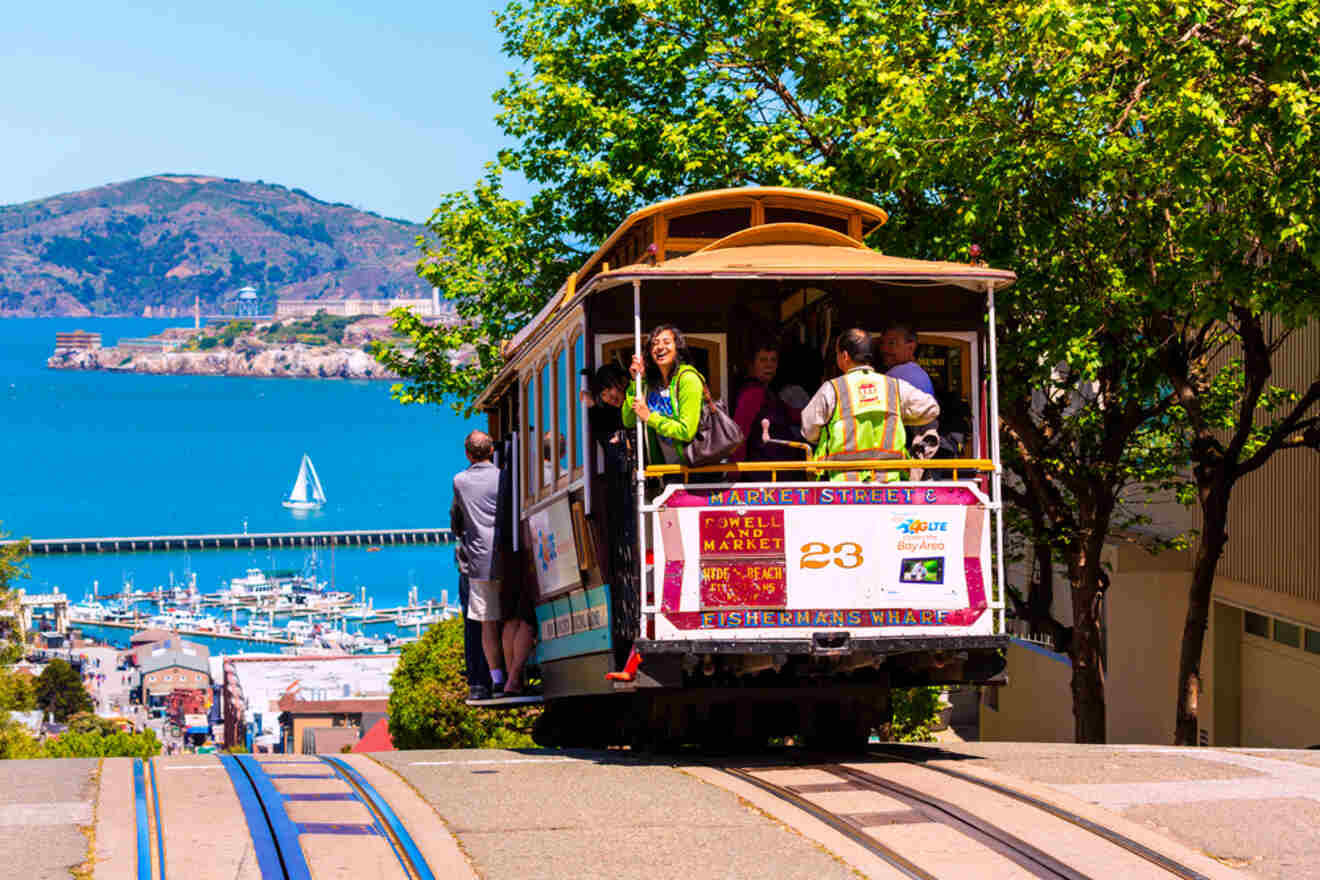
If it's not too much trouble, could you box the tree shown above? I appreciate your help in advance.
[386,618,537,749]
[34,659,93,722]
[386,0,1320,740]
[0,668,36,713]
[1,522,30,662]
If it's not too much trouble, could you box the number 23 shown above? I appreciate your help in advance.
[799,542,864,569]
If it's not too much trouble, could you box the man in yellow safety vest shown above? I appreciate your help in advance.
[800,328,941,482]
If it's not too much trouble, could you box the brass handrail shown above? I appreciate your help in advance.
[642,458,994,479]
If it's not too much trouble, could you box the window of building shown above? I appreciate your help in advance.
[1244,611,1269,638]
[1305,629,1320,655]
[1273,620,1301,648]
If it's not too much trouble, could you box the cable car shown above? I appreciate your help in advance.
[474,188,1013,749]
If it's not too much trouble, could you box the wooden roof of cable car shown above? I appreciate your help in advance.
[593,224,1016,291]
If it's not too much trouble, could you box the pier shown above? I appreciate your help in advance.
[7,527,453,555]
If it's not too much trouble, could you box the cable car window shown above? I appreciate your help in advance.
[522,376,534,501]
[572,332,584,471]
[539,360,552,490]
[667,207,751,239]
[557,346,569,478]
[763,207,848,232]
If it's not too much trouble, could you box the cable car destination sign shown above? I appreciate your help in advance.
[651,484,992,639]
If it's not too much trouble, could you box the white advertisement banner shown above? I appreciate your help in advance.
[652,484,991,638]
[529,496,582,598]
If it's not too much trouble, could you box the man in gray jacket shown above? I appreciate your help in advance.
[451,430,503,699]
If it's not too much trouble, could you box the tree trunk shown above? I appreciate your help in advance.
[1174,478,1231,745]
[1069,558,1107,743]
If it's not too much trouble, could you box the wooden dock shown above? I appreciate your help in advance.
[7,527,453,555]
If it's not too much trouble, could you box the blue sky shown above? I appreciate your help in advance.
[5,0,523,223]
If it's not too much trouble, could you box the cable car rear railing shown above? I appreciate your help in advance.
[641,458,996,481]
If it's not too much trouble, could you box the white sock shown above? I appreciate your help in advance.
[491,669,506,687]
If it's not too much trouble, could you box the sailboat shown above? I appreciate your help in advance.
[282,453,327,510]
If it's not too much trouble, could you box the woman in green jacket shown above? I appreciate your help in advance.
[622,323,705,470]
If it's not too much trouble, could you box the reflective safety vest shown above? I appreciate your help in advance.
[814,368,906,482]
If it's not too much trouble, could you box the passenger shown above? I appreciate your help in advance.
[800,328,940,482]
[450,430,502,700]
[622,324,705,473]
[581,363,628,451]
[731,343,803,479]
[494,445,537,697]
[880,322,939,474]
[879,322,934,394]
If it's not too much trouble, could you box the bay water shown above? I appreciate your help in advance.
[1,318,478,644]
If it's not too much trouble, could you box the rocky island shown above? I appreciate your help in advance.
[48,314,410,380]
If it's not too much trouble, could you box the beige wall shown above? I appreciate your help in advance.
[979,641,1074,743]
[983,552,1320,746]
[1240,633,1320,748]
[289,714,358,754]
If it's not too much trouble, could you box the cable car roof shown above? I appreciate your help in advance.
[481,191,1014,407]
[592,223,1016,292]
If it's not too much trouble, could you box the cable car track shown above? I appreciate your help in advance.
[715,751,1210,880]
[134,755,436,880]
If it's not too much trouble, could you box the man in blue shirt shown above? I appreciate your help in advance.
[880,323,939,473]
[879,323,934,395]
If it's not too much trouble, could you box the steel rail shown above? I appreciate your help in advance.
[868,746,1210,880]
[321,756,436,880]
[218,755,288,879]
[716,764,936,880]
[829,764,1090,880]
[132,759,153,880]
[149,758,167,880]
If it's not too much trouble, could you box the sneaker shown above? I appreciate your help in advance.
[468,684,491,701]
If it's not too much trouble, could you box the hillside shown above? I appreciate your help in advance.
[0,175,428,316]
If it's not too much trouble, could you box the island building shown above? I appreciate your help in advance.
[219,654,399,752]
[983,321,1320,747]
[53,330,101,351]
[275,287,450,319]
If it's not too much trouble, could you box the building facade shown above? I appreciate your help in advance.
[983,321,1320,747]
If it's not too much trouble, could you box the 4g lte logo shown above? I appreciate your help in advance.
[896,518,949,536]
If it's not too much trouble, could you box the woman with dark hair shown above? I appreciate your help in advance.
[731,343,803,479]
[621,324,705,467]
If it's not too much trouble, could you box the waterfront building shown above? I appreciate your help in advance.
[279,693,389,754]
[139,640,211,710]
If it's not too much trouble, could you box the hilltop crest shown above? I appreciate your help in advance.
[0,175,427,316]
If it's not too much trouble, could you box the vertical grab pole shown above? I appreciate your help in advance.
[633,279,648,632]
[986,281,1006,633]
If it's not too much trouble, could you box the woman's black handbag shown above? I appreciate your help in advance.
[683,381,744,467]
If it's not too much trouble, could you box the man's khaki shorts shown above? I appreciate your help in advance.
[466,578,503,622]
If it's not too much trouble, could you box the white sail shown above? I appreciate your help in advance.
[288,456,310,503]
[283,453,325,509]
[305,456,327,504]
